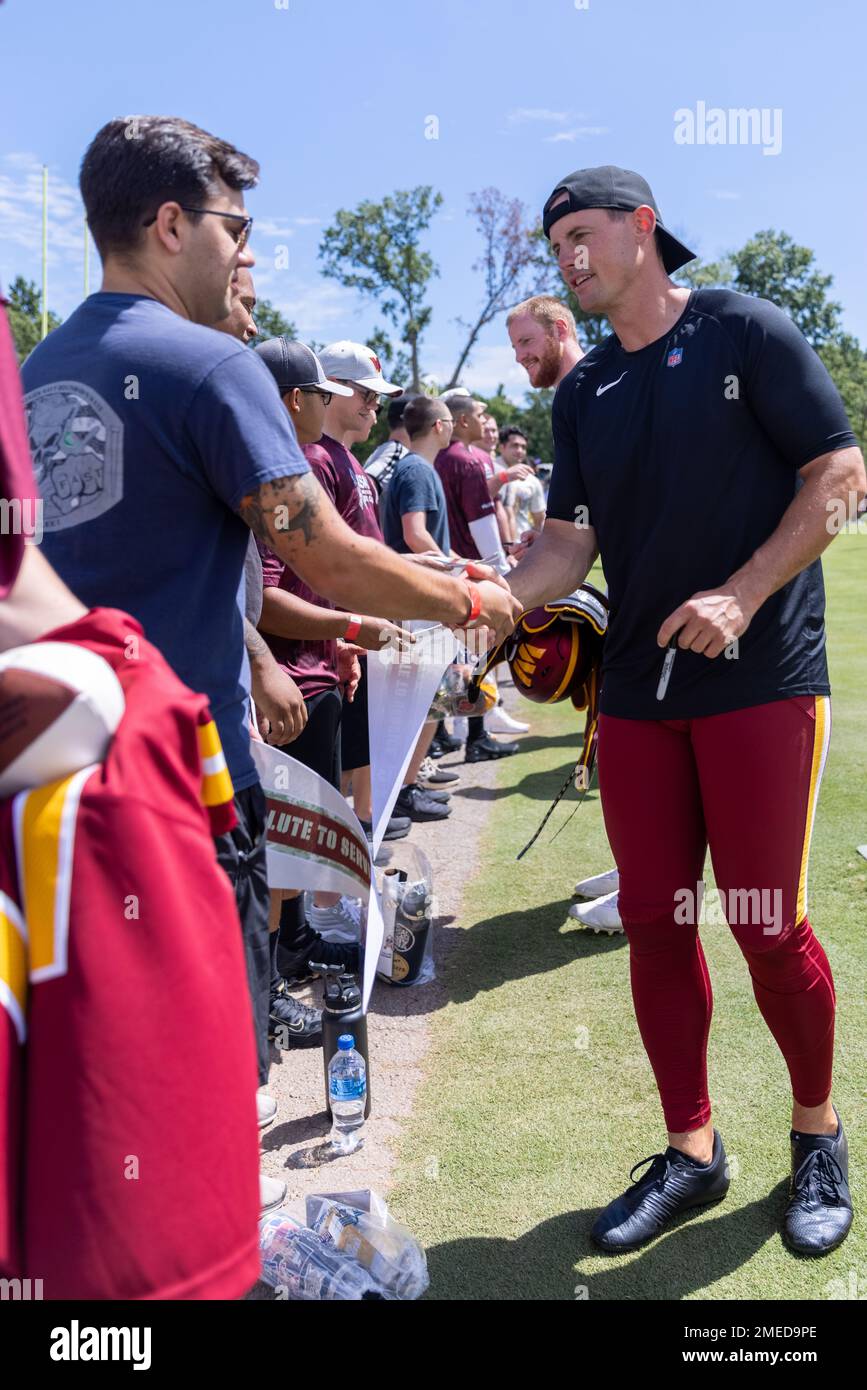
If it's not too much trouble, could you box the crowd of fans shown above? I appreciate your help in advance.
[10,115,583,1221]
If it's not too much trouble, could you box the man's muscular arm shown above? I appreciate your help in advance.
[507,517,599,613]
[238,473,521,641]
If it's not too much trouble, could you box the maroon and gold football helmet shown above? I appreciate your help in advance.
[469,583,608,782]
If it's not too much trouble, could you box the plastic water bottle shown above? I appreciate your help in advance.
[328,1034,367,1153]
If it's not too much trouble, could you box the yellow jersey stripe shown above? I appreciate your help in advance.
[796,696,831,923]
[0,891,27,1043]
[15,764,97,984]
[197,720,224,761]
[202,766,235,808]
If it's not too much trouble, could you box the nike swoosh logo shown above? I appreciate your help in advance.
[596,372,628,396]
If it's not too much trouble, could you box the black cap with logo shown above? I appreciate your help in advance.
[542,165,696,275]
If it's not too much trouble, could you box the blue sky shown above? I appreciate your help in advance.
[1,0,863,400]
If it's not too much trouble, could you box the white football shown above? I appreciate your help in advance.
[0,642,125,798]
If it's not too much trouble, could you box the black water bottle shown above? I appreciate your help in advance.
[322,972,371,1120]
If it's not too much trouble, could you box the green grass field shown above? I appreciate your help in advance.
[389,533,867,1301]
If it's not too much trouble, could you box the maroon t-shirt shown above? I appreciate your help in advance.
[256,540,338,701]
[0,300,41,598]
[307,435,383,541]
[434,441,495,561]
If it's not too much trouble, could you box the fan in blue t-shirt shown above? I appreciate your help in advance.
[380,397,454,557]
[21,292,308,791]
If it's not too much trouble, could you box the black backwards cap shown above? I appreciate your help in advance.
[542,165,696,275]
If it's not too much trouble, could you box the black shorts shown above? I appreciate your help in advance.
[339,655,369,772]
[279,686,342,789]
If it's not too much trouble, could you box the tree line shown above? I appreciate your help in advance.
[8,188,866,464]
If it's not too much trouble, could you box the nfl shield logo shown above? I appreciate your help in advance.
[667,347,683,367]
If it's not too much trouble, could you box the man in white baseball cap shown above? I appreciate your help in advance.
[318,340,403,398]
[302,341,409,847]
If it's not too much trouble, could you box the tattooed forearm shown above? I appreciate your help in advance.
[238,472,322,547]
[243,617,270,662]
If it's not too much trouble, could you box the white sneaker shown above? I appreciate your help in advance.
[573,867,620,900]
[308,896,362,944]
[257,1091,277,1130]
[567,891,624,934]
[260,1172,287,1213]
[485,704,530,735]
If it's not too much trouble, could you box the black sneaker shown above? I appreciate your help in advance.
[436,728,464,753]
[395,783,451,821]
[268,983,322,1048]
[277,925,359,986]
[428,738,445,760]
[783,1108,852,1255]
[465,734,520,763]
[418,758,460,786]
[358,814,411,842]
[591,1130,730,1253]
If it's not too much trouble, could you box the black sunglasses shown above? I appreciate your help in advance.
[142,205,253,248]
[299,388,333,406]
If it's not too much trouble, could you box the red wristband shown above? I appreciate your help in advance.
[462,582,482,627]
[464,562,486,581]
[498,469,508,485]
[344,614,362,641]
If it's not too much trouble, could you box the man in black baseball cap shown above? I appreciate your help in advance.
[254,338,353,450]
[509,162,865,1259]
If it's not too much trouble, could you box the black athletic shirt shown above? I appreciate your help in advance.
[547,288,857,720]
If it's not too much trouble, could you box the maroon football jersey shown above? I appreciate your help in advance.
[434,442,495,561]
[305,435,383,542]
[0,607,260,1299]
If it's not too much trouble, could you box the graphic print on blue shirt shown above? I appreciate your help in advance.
[21,292,309,790]
[546,288,857,720]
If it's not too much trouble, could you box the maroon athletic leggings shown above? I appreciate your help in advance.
[596,696,835,1133]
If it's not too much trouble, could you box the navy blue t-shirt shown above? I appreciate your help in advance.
[381,451,451,554]
[546,288,857,719]
[21,293,309,791]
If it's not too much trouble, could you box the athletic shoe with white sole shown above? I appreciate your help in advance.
[418,757,460,786]
[257,1091,278,1130]
[567,890,624,934]
[591,1130,730,1253]
[308,896,363,944]
[485,704,530,735]
[573,867,620,899]
[260,1173,287,1214]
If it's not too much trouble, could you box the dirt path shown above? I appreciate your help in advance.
[249,705,518,1295]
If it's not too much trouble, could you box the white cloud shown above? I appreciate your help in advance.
[709,189,741,200]
[545,127,609,142]
[254,219,295,238]
[0,162,89,311]
[293,216,321,226]
[248,276,362,337]
[427,344,529,403]
[507,107,571,124]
